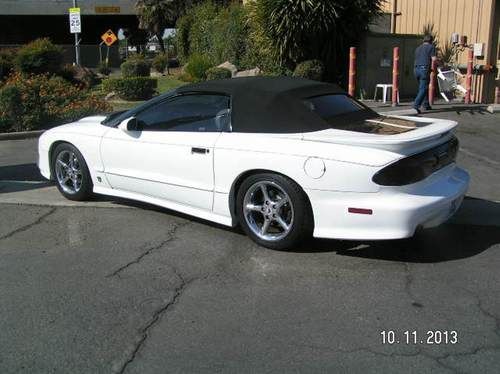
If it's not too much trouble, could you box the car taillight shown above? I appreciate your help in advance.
[372,137,459,186]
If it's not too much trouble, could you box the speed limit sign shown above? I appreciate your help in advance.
[69,8,81,34]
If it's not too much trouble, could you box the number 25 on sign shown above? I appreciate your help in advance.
[69,8,81,34]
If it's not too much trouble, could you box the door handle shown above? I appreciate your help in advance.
[191,147,209,154]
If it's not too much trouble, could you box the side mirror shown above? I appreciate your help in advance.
[118,117,140,132]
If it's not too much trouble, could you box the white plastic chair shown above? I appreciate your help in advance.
[374,84,399,103]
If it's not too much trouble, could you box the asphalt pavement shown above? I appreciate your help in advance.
[0,107,499,373]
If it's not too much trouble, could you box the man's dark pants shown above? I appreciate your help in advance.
[414,65,430,110]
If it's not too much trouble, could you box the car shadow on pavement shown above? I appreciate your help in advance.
[0,163,52,193]
[0,163,44,181]
[291,197,500,263]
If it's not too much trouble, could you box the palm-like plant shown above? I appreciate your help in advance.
[248,0,383,80]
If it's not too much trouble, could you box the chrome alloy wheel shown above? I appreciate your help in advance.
[243,181,294,241]
[55,150,83,194]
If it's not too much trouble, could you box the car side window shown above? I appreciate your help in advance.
[136,94,230,132]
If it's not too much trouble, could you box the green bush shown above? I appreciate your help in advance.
[176,12,194,64]
[102,77,157,100]
[176,3,250,69]
[0,72,110,132]
[0,49,16,81]
[14,38,63,75]
[0,85,22,131]
[293,60,325,81]
[120,55,151,77]
[212,5,249,68]
[206,67,232,80]
[152,53,168,73]
[188,2,219,62]
[98,62,111,76]
[185,54,213,82]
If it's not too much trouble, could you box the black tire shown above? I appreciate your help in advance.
[52,143,93,201]
[236,173,313,250]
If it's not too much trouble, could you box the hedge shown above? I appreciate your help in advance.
[102,77,158,100]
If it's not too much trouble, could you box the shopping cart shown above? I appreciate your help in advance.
[437,67,467,102]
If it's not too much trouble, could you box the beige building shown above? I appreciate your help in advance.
[382,0,499,103]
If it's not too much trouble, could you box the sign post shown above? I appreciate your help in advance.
[69,2,81,66]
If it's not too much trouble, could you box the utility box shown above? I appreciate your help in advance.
[473,43,485,57]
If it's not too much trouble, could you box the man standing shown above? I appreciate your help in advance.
[413,35,437,114]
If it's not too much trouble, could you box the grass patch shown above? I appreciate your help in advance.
[157,75,186,93]
[104,75,186,112]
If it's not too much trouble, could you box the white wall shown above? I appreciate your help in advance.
[0,0,136,15]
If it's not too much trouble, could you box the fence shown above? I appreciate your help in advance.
[0,44,122,68]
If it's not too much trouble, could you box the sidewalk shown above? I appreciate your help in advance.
[362,98,490,116]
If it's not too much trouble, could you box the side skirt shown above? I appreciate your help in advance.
[93,186,234,227]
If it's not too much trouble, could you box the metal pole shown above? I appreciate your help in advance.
[73,0,81,66]
[348,47,356,97]
[390,0,398,33]
[392,47,399,107]
[166,38,170,75]
[429,58,438,105]
[465,48,473,104]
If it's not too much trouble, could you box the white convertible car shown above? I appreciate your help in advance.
[38,77,469,249]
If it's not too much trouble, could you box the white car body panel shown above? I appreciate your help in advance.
[38,113,470,241]
[100,128,220,211]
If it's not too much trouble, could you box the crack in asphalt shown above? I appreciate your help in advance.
[105,221,191,278]
[462,288,500,339]
[0,207,56,240]
[403,262,423,308]
[112,268,196,374]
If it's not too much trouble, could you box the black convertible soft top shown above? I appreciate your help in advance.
[105,77,376,133]
[177,77,354,133]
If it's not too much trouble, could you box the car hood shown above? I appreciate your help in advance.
[46,116,109,137]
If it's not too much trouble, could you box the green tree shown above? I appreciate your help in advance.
[135,0,177,53]
[248,0,383,80]
[136,0,233,53]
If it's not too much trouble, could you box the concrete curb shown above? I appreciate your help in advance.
[0,130,45,141]
[487,104,500,113]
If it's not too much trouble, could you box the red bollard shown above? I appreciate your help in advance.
[392,47,399,107]
[348,47,356,97]
[465,49,473,104]
[429,58,438,105]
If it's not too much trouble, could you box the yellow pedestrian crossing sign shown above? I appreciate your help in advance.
[101,30,118,46]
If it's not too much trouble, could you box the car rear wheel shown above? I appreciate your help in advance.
[52,143,93,201]
[236,173,313,250]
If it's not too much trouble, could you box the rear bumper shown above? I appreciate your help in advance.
[307,165,470,240]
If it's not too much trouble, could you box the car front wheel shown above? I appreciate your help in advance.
[236,173,313,250]
[52,143,93,201]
